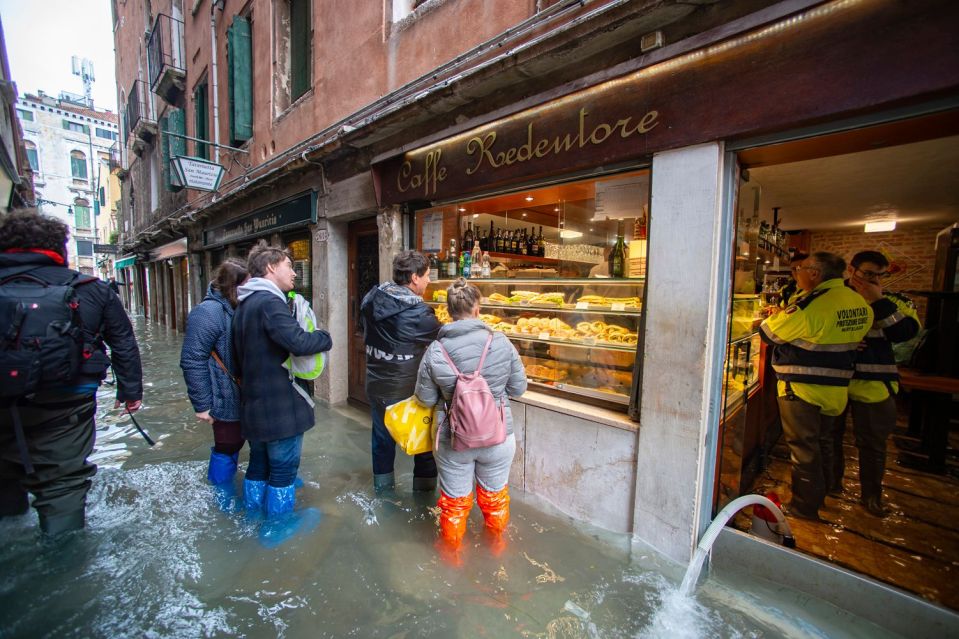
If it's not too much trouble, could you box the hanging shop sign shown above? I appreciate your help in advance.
[170,156,226,192]
[203,192,316,247]
[93,243,119,254]
[372,0,959,205]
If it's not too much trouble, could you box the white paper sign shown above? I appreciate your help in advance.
[421,212,443,253]
[170,156,225,192]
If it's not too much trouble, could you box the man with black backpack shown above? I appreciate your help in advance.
[0,210,143,537]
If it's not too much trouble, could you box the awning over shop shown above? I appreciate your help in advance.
[114,255,137,269]
[149,237,189,261]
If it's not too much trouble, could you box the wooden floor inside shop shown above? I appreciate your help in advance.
[732,399,959,612]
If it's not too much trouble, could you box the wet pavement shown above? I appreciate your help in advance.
[0,317,904,638]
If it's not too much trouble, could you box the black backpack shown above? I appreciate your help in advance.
[0,266,94,399]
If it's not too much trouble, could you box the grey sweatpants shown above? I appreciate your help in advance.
[435,433,516,498]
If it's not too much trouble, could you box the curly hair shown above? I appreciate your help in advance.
[0,209,69,257]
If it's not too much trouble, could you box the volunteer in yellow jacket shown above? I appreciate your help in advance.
[836,251,920,517]
[760,252,873,520]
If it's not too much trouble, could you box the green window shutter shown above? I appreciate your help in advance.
[74,205,91,229]
[71,156,88,179]
[194,83,209,160]
[290,0,311,100]
[227,15,253,145]
[162,109,186,192]
[26,149,38,171]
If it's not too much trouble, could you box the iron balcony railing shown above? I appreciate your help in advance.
[123,80,155,142]
[147,13,185,92]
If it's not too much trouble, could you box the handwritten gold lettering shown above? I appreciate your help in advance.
[397,150,448,196]
[460,107,660,175]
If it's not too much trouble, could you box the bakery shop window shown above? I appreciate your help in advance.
[417,169,649,411]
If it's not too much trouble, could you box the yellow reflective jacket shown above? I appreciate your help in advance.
[849,291,920,403]
[760,278,873,415]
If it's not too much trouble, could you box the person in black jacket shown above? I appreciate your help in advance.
[0,210,142,537]
[232,242,331,547]
[361,250,441,492]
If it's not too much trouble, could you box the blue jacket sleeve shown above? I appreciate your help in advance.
[262,297,333,355]
[179,303,221,413]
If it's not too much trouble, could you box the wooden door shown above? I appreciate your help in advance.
[348,217,380,405]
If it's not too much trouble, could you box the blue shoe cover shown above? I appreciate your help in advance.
[244,479,267,515]
[259,484,321,548]
[207,449,238,485]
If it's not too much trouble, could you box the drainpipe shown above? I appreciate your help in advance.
[210,0,224,157]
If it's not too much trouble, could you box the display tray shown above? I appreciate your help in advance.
[528,379,629,404]
[430,277,644,285]
[506,332,636,351]
[426,299,640,316]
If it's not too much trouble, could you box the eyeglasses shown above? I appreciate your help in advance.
[794,266,820,273]
[855,268,890,280]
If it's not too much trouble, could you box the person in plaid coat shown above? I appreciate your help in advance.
[232,243,331,546]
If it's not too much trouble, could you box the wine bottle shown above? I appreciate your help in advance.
[463,221,474,250]
[609,220,626,278]
[479,230,488,252]
[428,253,439,281]
[446,239,457,279]
[537,225,545,257]
[519,228,528,255]
[495,228,504,253]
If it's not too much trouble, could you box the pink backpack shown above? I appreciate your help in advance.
[437,332,507,451]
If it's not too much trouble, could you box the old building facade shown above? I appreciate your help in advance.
[112,0,959,624]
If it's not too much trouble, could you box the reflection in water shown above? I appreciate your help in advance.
[0,318,899,638]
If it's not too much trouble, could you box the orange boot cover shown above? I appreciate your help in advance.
[476,484,510,535]
[438,491,473,548]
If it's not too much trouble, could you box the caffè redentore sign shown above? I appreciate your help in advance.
[373,96,662,205]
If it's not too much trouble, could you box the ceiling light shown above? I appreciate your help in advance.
[472,214,479,218]
[458,207,466,212]
[560,229,583,239]
[554,207,560,212]
[864,220,896,233]
[525,196,534,202]
[521,212,527,217]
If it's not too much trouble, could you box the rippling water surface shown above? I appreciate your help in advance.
[0,318,900,638]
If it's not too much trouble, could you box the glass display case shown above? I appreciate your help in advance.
[723,294,763,409]
[416,169,650,409]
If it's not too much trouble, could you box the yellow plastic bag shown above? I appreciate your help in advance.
[384,396,434,455]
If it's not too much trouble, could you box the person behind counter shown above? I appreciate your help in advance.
[415,278,527,553]
[759,251,873,520]
[830,250,919,517]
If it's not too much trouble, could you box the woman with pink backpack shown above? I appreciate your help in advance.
[414,278,527,552]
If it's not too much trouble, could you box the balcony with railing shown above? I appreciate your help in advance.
[147,13,186,103]
[123,80,157,155]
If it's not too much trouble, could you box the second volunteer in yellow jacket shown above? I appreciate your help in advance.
[760,252,873,520]
[832,251,920,517]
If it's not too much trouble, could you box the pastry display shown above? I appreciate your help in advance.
[423,277,642,404]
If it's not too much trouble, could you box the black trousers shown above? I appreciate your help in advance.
[0,394,97,533]
[778,394,837,517]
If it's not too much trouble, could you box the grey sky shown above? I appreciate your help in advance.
[1,0,118,113]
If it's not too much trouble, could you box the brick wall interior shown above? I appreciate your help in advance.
[810,225,947,324]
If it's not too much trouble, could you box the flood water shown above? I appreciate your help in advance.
[0,318,903,638]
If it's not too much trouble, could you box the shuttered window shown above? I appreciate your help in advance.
[194,81,209,160]
[227,15,253,145]
[290,0,311,101]
[162,109,186,191]
[70,151,88,179]
[74,206,92,230]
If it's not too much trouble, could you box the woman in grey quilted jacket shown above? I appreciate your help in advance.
[415,278,527,550]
